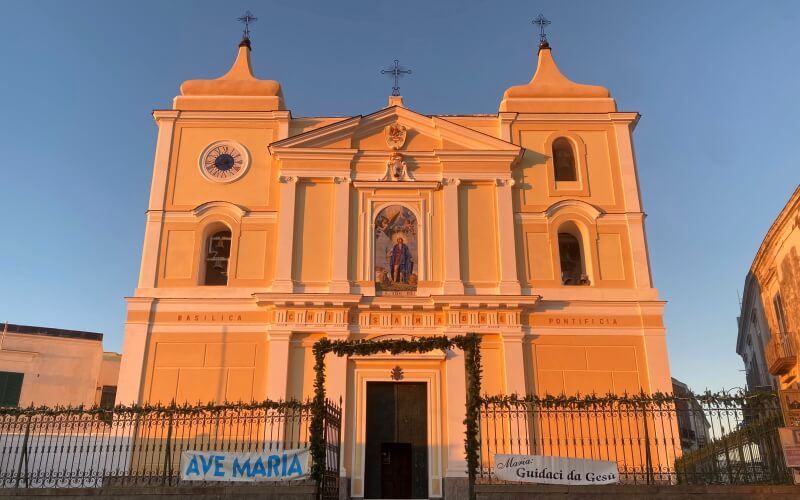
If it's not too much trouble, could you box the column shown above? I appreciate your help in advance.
[266,330,292,401]
[272,176,298,293]
[496,178,521,295]
[330,177,351,293]
[442,178,464,294]
[444,348,467,477]
[501,330,527,395]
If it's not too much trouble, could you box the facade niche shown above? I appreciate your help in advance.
[552,137,577,182]
[558,223,589,286]
[204,230,232,286]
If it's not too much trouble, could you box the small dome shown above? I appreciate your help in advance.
[500,46,615,113]
[174,40,285,111]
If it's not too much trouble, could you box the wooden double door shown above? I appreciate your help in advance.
[364,382,428,499]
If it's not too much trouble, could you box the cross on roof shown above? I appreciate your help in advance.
[532,13,551,45]
[238,10,258,39]
[381,59,412,97]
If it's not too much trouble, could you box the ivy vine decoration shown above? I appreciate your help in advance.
[309,333,482,486]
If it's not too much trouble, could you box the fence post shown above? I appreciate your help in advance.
[642,402,653,485]
[163,409,174,485]
[14,415,31,489]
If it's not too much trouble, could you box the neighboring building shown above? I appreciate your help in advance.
[736,276,777,392]
[671,378,710,452]
[118,32,672,498]
[0,323,121,407]
[741,186,800,390]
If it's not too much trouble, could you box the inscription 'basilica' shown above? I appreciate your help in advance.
[118,20,672,499]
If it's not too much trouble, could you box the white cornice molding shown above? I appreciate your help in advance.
[544,199,603,221]
[253,293,362,306]
[192,201,248,218]
[279,167,354,179]
[509,112,639,123]
[434,149,522,163]
[154,110,292,122]
[270,116,362,149]
[515,211,644,224]
[271,147,358,162]
[152,110,180,122]
[432,117,520,152]
[352,181,441,190]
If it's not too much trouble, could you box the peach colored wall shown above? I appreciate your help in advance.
[458,182,499,286]
[142,331,267,404]
[0,334,103,407]
[292,180,334,285]
[167,125,277,211]
[526,335,649,395]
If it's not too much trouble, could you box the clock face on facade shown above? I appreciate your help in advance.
[199,141,250,183]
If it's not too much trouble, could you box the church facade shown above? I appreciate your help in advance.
[117,33,671,498]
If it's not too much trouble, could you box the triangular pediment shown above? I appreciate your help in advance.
[270,106,520,154]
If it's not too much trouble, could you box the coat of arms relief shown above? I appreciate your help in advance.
[379,123,415,181]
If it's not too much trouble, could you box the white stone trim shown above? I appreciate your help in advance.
[351,363,443,498]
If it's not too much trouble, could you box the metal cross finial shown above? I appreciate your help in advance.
[532,13,551,45]
[381,59,412,97]
[238,11,258,39]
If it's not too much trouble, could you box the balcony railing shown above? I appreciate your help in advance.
[765,333,796,376]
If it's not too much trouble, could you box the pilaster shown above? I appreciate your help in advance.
[138,111,179,289]
[444,346,467,477]
[612,120,643,213]
[496,178,521,295]
[326,332,350,477]
[330,177,352,293]
[116,297,155,404]
[273,175,298,293]
[442,178,464,294]
[266,330,293,401]
[501,330,526,395]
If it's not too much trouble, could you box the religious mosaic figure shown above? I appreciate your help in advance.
[374,205,418,292]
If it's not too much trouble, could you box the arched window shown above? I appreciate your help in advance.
[558,225,589,286]
[552,137,577,182]
[204,230,231,286]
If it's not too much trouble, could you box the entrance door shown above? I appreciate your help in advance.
[364,382,428,499]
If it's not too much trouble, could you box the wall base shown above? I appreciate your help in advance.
[444,476,469,500]
[475,483,800,500]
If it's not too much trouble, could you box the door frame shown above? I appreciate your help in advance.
[350,354,444,499]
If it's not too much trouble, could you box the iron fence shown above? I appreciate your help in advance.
[477,392,791,485]
[0,399,340,496]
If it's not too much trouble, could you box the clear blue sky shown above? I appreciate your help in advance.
[0,1,797,392]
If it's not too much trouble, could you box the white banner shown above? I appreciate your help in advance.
[494,454,619,485]
[180,448,310,482]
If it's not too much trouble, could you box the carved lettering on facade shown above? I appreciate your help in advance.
[547,317,620,326]
[176,314,244,322]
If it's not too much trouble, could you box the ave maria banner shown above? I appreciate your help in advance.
[180,448,310,482]
[495,454,619,485]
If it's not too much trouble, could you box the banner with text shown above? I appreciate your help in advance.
[494,454,619,485]
[180,448,310,482]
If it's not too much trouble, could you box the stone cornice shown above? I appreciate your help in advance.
[750,185,800,277]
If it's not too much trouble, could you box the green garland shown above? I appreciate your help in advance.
[309,333,482,486]
[479,389,780,409]
[0,399,312,417]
